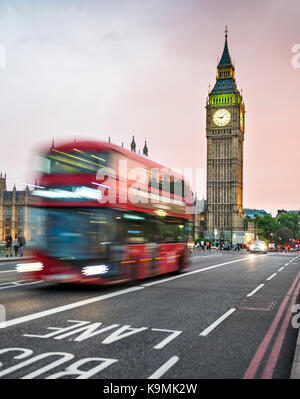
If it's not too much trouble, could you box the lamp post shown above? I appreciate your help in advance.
[232,233,236,250]
[214,229,218,248]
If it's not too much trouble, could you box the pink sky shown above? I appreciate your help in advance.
[0,0,299,215]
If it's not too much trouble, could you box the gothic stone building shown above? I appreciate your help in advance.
[205,30,245,244]
[0,174,30,241]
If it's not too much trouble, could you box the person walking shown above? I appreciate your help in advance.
[18,234,26,257]
[5,235,12,257]
[13,237,19,257]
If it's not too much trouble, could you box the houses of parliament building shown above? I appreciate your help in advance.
[0,174,30,241]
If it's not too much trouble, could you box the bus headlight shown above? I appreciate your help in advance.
[16,262,44,273]
[82,265,109,276]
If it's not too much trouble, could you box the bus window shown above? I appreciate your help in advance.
[157,217,188,243]
[30,207,115,260]
[145,217,161,244]
[115,213,146,244]
[37,150,109,174]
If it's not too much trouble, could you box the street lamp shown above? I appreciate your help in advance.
[214,229,218,248]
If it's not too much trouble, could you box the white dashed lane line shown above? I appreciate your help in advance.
[199,308,236,337]
[246,284,265,298]
[266,273,277,281]
[147,356,180,379]
[198,256,300,337]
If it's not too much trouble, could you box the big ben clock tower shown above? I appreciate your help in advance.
[205,28,245,244]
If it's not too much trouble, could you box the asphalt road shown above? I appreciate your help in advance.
[0,251,299,380]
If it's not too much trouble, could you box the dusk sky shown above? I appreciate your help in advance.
[0,0,299,215]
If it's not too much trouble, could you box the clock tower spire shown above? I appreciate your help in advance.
[205,29,245,246]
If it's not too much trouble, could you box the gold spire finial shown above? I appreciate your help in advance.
[225,26,228,39]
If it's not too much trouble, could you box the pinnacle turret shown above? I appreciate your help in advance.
[143,141,148,157]
[130,136,136,152]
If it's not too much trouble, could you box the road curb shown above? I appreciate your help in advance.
[290,328,300,378]
[0,257,33,265]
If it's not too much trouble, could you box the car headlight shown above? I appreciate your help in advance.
[250,244,254,250]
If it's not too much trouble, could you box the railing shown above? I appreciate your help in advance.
[0,242,37,257]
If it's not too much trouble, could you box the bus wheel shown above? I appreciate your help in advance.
[176,252,185,273]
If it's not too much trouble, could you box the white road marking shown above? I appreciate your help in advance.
[0,286,144,329]
[142,255,267,287]
[151,329,182,349]
[147,356,179,379]
[0,281,18,286]
[0,255,267,329]
[0,281,43,290]
[278,267,285,272]
[246,284,264,298]
[199,308,236,337]
[0,270,16,274]
[266,273,277,281]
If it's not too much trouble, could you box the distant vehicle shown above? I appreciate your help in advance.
[268,243,276,252]
[249,240,268,254]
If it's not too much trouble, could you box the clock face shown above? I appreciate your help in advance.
[213,109,231,126]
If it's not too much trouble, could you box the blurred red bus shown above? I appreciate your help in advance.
[18,140,193,285]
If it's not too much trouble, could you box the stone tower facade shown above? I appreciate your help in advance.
[0,174,30,241]
[205,29,245,244]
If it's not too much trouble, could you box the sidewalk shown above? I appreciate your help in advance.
[290,331,300,378]
[191,248,247,254]
[290,283,300,378]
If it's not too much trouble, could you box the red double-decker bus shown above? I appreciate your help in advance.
[19,140,193,285]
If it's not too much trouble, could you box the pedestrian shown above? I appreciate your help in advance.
[5,235,12,257]
[13,237,19,257]
[18,234,26,257]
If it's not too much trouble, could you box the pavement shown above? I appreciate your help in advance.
[290,332,300,378]
[290,275,300,379]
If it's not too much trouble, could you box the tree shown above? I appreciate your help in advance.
[254,215,279,241]
[274,228,293,246]
[277,213,300,239]
[244,215,253,230]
